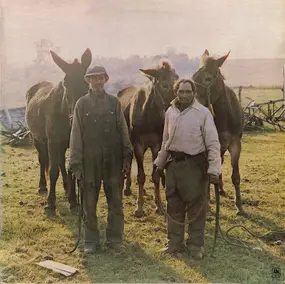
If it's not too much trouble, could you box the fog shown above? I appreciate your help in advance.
[1,0,285,107]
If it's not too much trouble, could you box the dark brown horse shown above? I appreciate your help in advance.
[26,49,92,213]
[192,49,248,217]
[117,61,179,217]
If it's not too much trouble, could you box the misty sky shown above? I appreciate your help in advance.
[2,0,285,66]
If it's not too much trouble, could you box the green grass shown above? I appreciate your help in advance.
[1,128,285,283]
[1,88,285,283]
[233,87,284,107]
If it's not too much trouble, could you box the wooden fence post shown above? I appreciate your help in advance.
[238,86,242,104]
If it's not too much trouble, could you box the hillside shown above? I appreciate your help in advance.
[1,56,285,108]
[221,58,285,87]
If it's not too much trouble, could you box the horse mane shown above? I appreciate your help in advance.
[156,59,173,71]
[160,60,172,70]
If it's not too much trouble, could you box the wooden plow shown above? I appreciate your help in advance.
[243,97,285,131]
[0,121,32,146]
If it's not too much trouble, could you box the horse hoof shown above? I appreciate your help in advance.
[44,206,56,216]
[237,210,250,219]
[38,188,48,196]
[134,209,144,218]
[69,201,78,210]
[124,189,131,196]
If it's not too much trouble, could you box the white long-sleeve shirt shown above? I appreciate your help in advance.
[154,98,222,176]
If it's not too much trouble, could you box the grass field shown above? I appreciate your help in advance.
[1,88,285,283]
[233,87,284,106]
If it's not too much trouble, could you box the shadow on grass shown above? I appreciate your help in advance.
[177,225,285,284]
[54,199,188,283]
[218,207,285,233]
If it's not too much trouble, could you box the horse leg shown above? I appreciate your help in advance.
[124,158,132,196]
[150,144,163,215]
[59,145,69,197]
[134,143,146,217]
[228,138,248,218]
[67,169,77,211]
[34,138,48,196]
[58,144,77,209]
[45,141,60,213]
[219,148,227,196]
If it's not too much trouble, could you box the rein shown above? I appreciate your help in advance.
[65,178,83,254]
[192,71,220,117]
[150,79,169,112]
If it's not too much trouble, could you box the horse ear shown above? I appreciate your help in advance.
[216,50,231,67]
[50,51,70,73]
[81,48,92,69]
[200,49,209,67]
[139,68,158,78]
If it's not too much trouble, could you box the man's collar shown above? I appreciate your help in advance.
[170,97,200,111]
[89,88,106,96]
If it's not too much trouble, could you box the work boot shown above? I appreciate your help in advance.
[83,226,100,255]
[105,241,126,252]
[159,244,185,255]
[83,242,100,255]
[187,245,205,260]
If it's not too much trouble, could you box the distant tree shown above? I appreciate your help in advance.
[33,39,60,65]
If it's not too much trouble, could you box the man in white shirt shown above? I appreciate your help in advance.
[154,78,222,259]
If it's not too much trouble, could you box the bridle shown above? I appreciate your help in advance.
[63,91,74,127]
[151,78,172,112]
[192,70,221,116]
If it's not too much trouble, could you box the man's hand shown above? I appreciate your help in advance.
[209,173,219,185]
[154,164,164,175]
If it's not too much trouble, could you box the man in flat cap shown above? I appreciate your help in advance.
[69,65,133,254]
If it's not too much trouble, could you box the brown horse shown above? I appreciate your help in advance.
[117,61,179,217]
[192,49,248,217]
[26,49,92,213]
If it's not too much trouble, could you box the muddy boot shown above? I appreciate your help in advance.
[105,241,126,252]
[159,243,185,254]
[187,244,205,260]
[83,226,100,255]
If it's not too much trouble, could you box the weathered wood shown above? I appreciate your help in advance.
[253,98,284,107]
[238,86,242,104]
[0,121,31,146]
[36,260,78,277]
[243,96,285,131]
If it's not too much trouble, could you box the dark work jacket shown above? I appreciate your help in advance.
[69,90,133,185]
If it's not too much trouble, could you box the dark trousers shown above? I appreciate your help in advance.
[165,153,209,249]
[83,174,124,245]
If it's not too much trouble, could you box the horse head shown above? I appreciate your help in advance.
[192,49,230,108]
[139,60,179,109]
[50,48,92,122]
